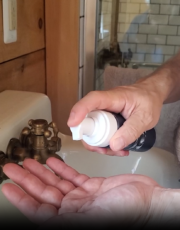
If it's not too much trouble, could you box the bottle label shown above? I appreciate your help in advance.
[105,113,156,152]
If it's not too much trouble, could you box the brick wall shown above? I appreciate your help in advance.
[118,0,180,64]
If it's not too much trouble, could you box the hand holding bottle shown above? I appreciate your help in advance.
[67,82,163,157]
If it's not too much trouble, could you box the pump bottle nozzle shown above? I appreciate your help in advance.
[70,117,95,140]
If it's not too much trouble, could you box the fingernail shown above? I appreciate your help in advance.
[112,138,125,151]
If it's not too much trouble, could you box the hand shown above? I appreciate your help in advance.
[2,158,180,228]
[67,82,163,156]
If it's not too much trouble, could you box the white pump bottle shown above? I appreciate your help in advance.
[70,110,117,147]
[70,110,156,152]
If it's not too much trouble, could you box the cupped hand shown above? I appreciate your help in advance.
[67,82,163,156]
[2,158,180,228]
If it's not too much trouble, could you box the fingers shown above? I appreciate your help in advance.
[3,163,63,208]
[46,158,89,187]
[82,140,129,157]
[2,183,58,224]
[23,159,76,195]
[110,112,152,151]
[67,90,125,127]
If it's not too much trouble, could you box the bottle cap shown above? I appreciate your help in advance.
[70,110,117,147]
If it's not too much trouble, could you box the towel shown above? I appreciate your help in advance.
[104,66,153,89]
[103,66,180,158]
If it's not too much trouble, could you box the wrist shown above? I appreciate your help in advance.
[136,69,175,104]
[147,187,180,227]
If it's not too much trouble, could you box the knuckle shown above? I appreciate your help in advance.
[87,91,101,98]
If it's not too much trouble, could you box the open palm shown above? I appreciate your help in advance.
[2,158,180,228]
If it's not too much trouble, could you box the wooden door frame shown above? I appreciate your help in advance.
[45,0,80,135]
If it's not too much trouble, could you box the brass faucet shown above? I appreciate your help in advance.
[0,119,63,183]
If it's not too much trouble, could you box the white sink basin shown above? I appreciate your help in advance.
[0,90,180,227]
[58,133,180,189]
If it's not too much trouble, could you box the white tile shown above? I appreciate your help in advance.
[79,17,84,67]
[120,3,140,13]
[149,4,160,14]
[118,23,138,33]
[139,24,158,34]
[175,46,180,53]
[102,14,111,26]
[128,34,147,43]
[129,13,149,24]
[149,15,169,25]
[140,4,150,13]
[145,54,163,63]
[155,45,175,55]
[151,0,170,3]
[119,43,137,52]
[167,36,180,45]
[119,0,131,2]
[171,0,180,4]
[102,1,108,14]
[137,44,155,54]
[80,0,84,17]
[118,13,129,23]
[148,35,166,44]
[118,33,128,43]
[158,25,177,35]
[131,53,145,62]
[169,16,180,25]
[160,5,179,15]
[164,55,173,62]
[131,0,148,2]
[140,4,159,14]
[107,2,112,13]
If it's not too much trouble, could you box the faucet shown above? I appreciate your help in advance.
[97,44,133,69]
[0,119,63,183]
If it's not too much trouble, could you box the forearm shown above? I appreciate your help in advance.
[137,51,180,104]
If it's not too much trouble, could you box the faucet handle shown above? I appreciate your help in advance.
[48,122,61,152]
[48,122,59,137]
[28,119,49,135]
[0,151,18,184]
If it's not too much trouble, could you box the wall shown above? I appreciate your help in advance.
[96,0,113,90]
[0,0,46,93]
[118,0,180,64]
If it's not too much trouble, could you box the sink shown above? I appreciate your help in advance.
[0,90,180,227]
[58,133,180,189]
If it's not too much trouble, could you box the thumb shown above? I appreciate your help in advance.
[109,113,152,151]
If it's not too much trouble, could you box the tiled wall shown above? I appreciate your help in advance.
[84,0,180,91]
[118,0,180,64]
[96,0,113,90]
